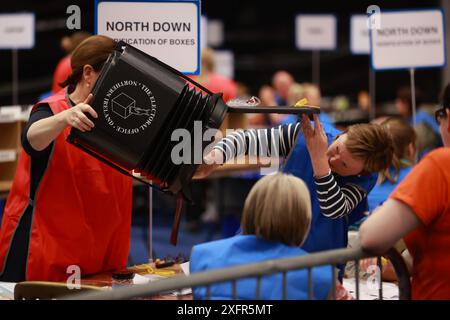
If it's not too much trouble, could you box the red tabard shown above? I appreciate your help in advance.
[0,90,133,281]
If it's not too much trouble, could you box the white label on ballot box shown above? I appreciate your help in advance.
[350,15,370,54]
[370,9,446,70]
[0,13,35,49]
[97,1,200,74]
[295,14,337,50]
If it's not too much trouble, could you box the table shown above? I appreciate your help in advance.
[81,263,192,300]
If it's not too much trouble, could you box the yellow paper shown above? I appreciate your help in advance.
[294,98,308,107]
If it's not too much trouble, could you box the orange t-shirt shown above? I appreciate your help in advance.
[390,147,450,300]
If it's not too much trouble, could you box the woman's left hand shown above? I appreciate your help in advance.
[301,114,330,177]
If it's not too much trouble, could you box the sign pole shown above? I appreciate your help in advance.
[369,66,376,120]
[12,49,19,105]
[148,184,153,263]
[409,68,416,126]
[312,49,320,86]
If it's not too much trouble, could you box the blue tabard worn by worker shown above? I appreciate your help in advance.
[283,122,377,253]
[190,234,332,300]
[367,165,412,212]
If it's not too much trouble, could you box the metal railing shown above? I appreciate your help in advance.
[65,244,411,300]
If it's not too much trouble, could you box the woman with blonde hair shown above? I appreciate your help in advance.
[190,173,332,300]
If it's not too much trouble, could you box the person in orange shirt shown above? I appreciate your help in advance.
[359,83,450,299]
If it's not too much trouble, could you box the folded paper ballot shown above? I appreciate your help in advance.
[67,41,320,245]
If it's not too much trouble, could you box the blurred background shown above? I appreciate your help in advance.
[0,0,449,106]
[1,0,449,265]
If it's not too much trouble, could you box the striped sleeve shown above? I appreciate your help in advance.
[213,122,302,162]
[315,173,367,219]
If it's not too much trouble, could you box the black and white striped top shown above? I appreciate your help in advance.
[214,123,367,219]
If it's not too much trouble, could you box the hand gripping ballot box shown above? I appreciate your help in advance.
[67,42,320,244]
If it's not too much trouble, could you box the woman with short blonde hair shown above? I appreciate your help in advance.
[242,173,311,247]
[190,173,332,300]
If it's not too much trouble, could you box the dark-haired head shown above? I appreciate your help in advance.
[60,35,116,93]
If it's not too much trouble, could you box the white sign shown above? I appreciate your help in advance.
[200,16,225,50]
[296,14,337,50]
[370,9,446,70]
[350,15,370,54]
[200,15,207,50]
[0,13,35,49]
[207,19,224,47]
[214,50,234,79]
[0,106,22,122]
[96,1,200,74]
[0,150,16,163]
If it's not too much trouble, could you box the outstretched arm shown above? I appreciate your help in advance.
[27,94,97,151]
[213,122,302,161]
[194,122,301,179]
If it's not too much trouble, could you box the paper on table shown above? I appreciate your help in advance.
[133,273,166,285]
[132,263,192,296]
[169,262,192,296]
[0,282,16,300]
[343,278,399,300]
[180,262,190,275]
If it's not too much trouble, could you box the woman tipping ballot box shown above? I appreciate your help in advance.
[0,36,133,282]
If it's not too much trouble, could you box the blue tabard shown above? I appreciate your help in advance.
[283,123,377,253]
[367,166,412,212]
[190,234,332,300]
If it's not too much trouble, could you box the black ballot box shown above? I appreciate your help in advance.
[67,42,320,244]
[68,42,228,198]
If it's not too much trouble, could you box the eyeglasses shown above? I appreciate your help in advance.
[435,107,448,125]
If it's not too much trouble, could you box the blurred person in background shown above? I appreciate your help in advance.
[303,83,321,107]
[368,118,417,212]
[276,82,307,125]
[395,86,441,158]
[0,36,133,282]
[192,48,237,103]
[357,90,371,114]
[303,83,333,125]
[251,71,296,126]
[190,49,242,234]
[353,118,417,281]
[360,83,450,299]
[51,31,91,94]
[248,85,276,127]
[235,82,252,101]
[272,70,294,105]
